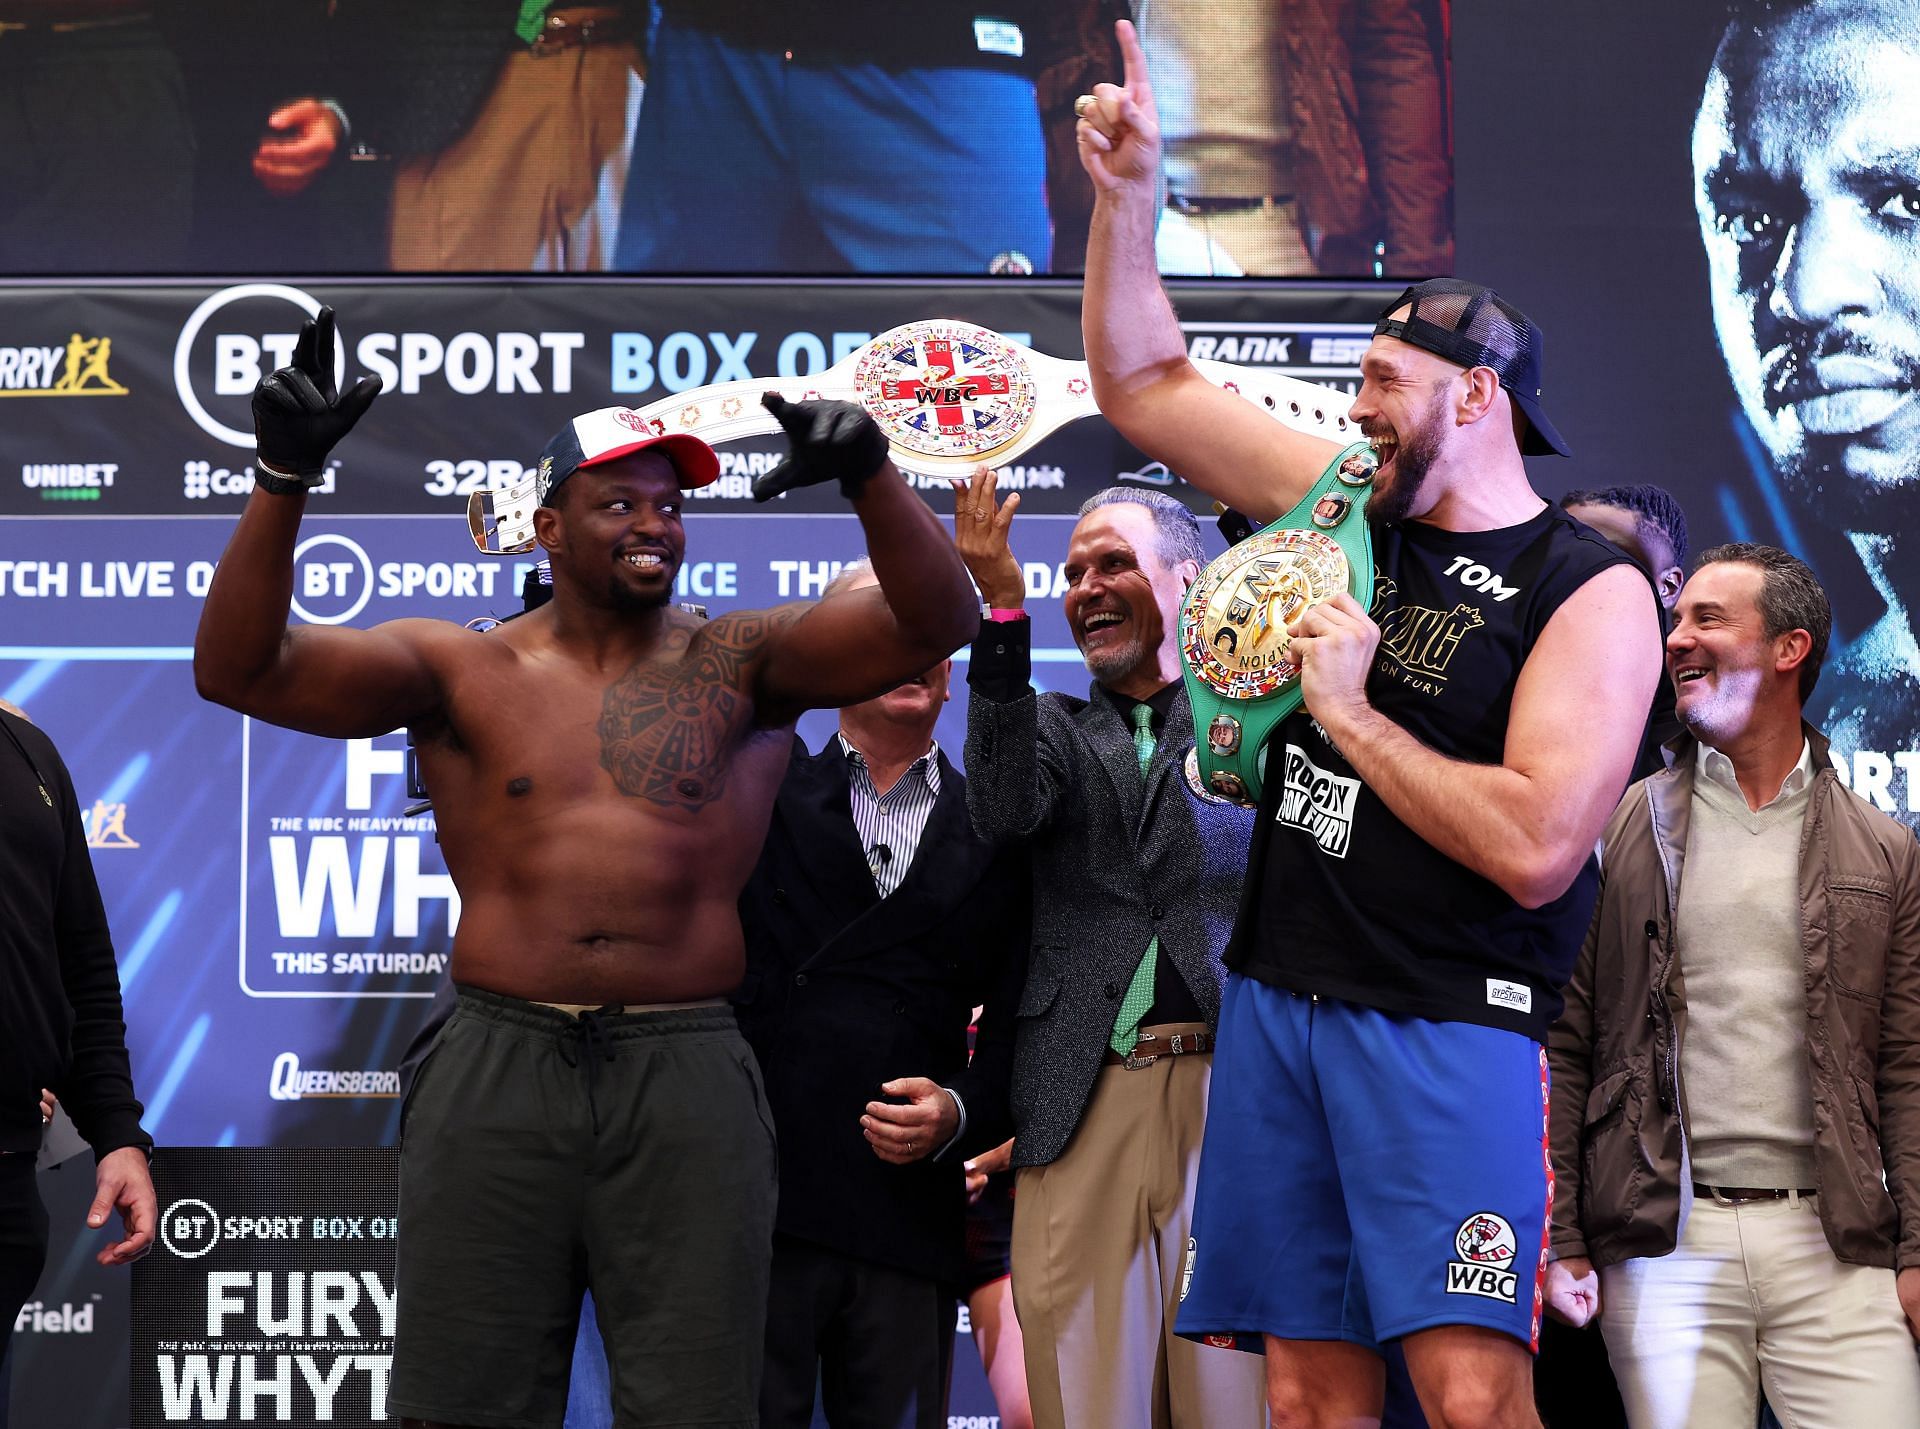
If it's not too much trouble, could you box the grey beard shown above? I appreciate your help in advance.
[1084,635,1148,684]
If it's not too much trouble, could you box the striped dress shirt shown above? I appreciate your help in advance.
[837,733,942,900]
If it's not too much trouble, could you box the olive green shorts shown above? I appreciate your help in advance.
[391,987,778,1429]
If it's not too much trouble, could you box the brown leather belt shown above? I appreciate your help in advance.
[1103,1027,1213,1070]
[529,7,630,54]
[1168,193,1296,216]
[1693,1182,1817,1205]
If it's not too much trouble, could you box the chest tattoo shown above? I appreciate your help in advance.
[597,613,787,809]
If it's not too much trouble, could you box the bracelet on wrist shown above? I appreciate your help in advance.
[253,458,322,496]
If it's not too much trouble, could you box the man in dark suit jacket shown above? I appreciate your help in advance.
[736,561,1028,1429]
[952,474,1264,1429]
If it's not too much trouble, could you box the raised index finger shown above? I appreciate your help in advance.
[308,307,341,400]
[1116,19,1153,104]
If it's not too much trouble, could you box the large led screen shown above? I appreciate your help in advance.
[0,1,1452,280]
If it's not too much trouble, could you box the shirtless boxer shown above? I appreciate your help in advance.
[192,309,978,1429]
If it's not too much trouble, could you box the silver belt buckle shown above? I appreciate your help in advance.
[1122,1032,1160,1070]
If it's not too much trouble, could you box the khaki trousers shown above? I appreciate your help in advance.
[1156,199,1316,277]
[1012,1028,1266,1429]
[389,35,641,272]
[1600,1192,1920,1429]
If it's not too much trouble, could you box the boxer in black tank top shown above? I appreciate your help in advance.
[1079,112,1664,1418]
[1237,507,1635,1042]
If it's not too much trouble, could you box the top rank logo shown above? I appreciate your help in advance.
[0,334,129,398]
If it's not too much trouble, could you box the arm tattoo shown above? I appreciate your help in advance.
[598,610,798,809]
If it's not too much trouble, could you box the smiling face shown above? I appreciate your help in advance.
[1062,503,1191,689]
[1694,1,1920,529]
[1667,559,1801,740]
[1347,335,1463,525]
[539,452,685,611]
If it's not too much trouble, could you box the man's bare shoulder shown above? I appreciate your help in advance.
[374,615,513,669]
[698,603,809,640]
[688,603,809,670]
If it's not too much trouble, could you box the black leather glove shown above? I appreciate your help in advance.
[252,306,382,483]
[752,392,892,502]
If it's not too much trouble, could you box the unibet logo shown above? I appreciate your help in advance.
[21,463,117,503]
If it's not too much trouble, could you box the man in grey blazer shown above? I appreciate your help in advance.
[952,470,1264,1429]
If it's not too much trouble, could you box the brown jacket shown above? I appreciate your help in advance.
[1041,0,1451,275]
[1548,727,1920,1271]
[1282,0,1453,275]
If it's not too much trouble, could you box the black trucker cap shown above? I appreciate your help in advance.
[1372,279,1571,458]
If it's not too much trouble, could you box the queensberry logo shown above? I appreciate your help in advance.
[269,1052,401,1101]
[0,335,129,398]
[84,799,139,849]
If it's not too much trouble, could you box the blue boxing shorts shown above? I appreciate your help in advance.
[1175,974,1551,1353]
[614,18,1052,275]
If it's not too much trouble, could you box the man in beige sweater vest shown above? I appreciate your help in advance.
[1547,543,1920,1429]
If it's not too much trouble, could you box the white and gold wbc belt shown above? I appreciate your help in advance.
[467,318,1358,554]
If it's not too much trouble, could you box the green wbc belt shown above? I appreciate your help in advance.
[1179,441,1378,806]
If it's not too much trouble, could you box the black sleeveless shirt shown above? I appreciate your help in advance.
[1229,506,1637,1041]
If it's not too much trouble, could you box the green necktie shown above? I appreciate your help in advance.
[1109,703,1161,1057]
[515,1,551,44]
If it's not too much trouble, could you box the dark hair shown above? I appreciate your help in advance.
[1559,484,1690,567]
[1692,542,1831,702]
[1076,486,1206,570]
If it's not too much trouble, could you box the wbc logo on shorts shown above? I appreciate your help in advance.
[1445,1212,1519,1304]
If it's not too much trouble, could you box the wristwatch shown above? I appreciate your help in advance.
[253,459,322,497]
